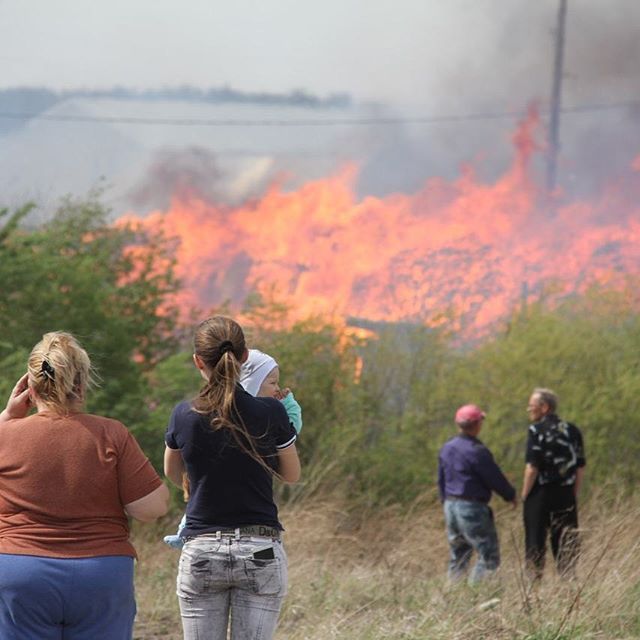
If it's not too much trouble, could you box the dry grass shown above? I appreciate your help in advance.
[132,491,640,639]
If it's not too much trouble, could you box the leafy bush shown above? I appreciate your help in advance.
[0,197,179,471]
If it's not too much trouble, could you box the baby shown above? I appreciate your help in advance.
[163,348,302,548]
[240,348,302,433]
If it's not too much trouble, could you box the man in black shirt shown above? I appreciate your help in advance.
[522,388,586,579]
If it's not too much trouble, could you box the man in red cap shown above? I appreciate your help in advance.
[438,404,516,583]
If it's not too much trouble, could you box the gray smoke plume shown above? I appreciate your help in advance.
[0,0,638,213]
[386,0,640,200]
[128,147,226,210]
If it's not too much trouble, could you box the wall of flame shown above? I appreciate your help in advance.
[118,112,640,336]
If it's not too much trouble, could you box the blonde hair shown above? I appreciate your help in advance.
[28,332,95,414]
[192,316,276,474]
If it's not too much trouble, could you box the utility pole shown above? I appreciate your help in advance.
[547,0,568,197]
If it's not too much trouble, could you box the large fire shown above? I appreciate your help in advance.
[119,111,640,335]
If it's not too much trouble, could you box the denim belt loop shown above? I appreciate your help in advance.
[196,526,281,541]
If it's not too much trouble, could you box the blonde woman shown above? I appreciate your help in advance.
[164,316,300,640]
[0,332,168,640]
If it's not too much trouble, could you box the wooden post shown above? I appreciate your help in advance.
[547,0,568,199]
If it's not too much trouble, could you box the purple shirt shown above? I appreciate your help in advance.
[438,433,515,504]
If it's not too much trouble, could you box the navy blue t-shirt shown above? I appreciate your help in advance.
[165,385,297,537]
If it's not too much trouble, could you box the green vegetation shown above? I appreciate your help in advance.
[2,197,640,504]
[347,286,640,503]
[0,197,179,469]
[3,196,640,637]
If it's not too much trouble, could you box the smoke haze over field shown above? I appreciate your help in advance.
[0,1,638,211]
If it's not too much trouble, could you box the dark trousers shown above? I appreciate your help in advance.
[523,483,579,578]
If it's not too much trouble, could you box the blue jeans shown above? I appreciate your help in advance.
[443,500,500,583]
[177,534,288,640]
[0,554,136,639]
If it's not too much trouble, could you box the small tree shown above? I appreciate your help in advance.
[0,196,179,460]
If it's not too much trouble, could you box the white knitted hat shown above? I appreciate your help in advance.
[239,349,278,397]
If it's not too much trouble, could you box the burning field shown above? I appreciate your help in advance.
[119,111,640,336]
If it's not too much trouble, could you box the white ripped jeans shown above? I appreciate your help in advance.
[177,533,288,640]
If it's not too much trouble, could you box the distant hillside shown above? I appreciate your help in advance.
[0,86,352,136]
[0,92,384,219]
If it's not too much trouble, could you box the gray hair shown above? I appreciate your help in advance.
[531,387,558,413]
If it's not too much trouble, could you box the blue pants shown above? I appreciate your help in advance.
[443,499,500,584]
[0,554,136,640]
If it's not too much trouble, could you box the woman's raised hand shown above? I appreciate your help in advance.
[1,373,32,422]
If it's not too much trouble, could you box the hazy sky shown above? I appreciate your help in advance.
[2,1,639,110]
[0,1,556,107]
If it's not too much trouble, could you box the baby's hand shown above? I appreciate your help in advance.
[274,387,291,400]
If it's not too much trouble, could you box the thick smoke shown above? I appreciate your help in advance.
[383,0,640,201]
[0,1,638,213]
[128,148,226,210]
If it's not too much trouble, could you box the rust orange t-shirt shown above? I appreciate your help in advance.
[0,412,163,558]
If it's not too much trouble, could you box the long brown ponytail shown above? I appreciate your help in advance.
[192,316,246,429]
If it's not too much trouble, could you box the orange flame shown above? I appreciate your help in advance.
[118,110,640,336]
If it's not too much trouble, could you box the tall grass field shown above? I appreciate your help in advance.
[132,489,640,639]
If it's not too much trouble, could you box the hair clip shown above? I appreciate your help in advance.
[41,360,56,381]
[219,340,234,355]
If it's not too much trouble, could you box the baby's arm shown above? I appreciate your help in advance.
[279,390,303,433]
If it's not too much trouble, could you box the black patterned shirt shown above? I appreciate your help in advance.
[525,414,585,486]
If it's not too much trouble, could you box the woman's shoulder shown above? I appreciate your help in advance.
[171,399,195,418]
[52,413,133,448]
[42,411,117,428]
[253,396,284,410]
[237,393,287,418]
[168,399,204,431]
[76,412,130,435]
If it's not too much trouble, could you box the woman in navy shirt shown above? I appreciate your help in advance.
[164,316,300,640]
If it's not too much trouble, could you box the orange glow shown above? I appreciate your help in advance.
[118,111,640,336]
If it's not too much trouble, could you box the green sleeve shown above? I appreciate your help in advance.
[280,392,302,433]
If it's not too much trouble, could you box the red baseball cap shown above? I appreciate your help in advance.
[455,404,486,424]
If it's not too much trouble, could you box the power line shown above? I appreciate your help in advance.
[0,100,637,128]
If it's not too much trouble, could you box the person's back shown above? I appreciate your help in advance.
[439,434,513,504]
[167,391,295,537]
[0,411,161,558]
